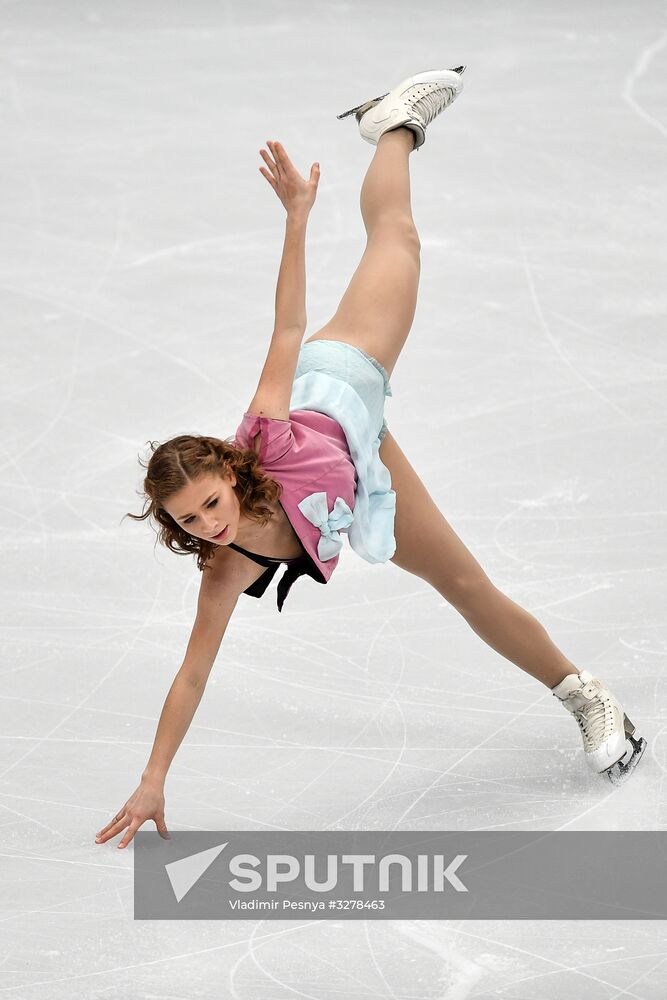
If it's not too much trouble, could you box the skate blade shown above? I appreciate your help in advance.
[606,731,647,785]
[336,92,389,120]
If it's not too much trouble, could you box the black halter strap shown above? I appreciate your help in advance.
[227,540,302,566]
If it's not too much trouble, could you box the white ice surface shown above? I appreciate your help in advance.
[1,0,666,997]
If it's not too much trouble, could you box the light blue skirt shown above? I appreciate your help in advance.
[289,339,396,564]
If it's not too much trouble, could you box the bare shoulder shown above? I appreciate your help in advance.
[200,542,268,598]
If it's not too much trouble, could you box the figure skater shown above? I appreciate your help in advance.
[95,69,646,850]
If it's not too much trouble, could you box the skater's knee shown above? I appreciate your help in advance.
[369,214,421,251]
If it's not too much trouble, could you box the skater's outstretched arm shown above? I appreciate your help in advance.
[250,141,320,422]
[94,556,255,848]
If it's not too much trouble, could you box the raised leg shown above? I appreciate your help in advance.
[305,127,420,377]
[379,429,582,689]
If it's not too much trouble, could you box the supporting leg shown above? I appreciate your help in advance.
[455,584,581,690]
[379,429,581,689]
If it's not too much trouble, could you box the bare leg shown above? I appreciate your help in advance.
[358,125,417,237]
[379,429,581,690]
[305,127,420,377]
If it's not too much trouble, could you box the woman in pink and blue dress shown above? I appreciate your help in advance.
[95,68,646,850]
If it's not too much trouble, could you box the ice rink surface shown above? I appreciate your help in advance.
[1,0,666,995]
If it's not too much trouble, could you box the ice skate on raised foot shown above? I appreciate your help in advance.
[551,669,647,785]
[337,67,466,151]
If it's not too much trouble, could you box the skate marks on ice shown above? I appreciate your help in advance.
[396,921,514,999]
[622,28,667,139]
[225,919,511,1000]
[224,916,667,999]
[396,919,667,1000]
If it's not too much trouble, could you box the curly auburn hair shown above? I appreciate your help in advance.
[124,434,282,572]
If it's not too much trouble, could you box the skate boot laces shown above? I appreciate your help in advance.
[406,83,457,127]
[564,679,615,752]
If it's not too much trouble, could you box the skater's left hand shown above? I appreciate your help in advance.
[259,140,320,216]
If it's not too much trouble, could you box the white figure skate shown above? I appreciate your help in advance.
[337,67,466,151]
[551,669,647,785]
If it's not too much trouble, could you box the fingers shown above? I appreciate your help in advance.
[259,164,277,191]
[258,141,319,210]
[118,820,141,849]
[156,814,171,840]
[259,145,279,180]
[94,813,142,848]
[95,809,128,845]
[267,140,288,174]
[115,812,168,849]
[259,142,282,193]
[264,140,298,179]
[259,141,287,176]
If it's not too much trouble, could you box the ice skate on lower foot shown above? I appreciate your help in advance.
[551,669,647,785]
[337,67,466,151]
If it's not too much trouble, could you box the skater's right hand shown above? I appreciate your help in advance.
[259,140,320,216]
[94,777,170,849]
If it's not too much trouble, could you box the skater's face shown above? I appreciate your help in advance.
[163,470,241,545]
